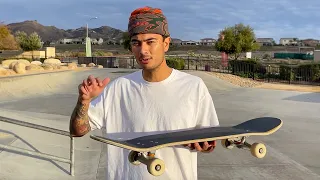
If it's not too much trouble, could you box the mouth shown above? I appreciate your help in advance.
[140,58,151,64]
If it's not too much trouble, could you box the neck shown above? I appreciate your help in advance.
[142,64,173,82]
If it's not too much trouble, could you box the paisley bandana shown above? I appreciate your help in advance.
[128,6,170,38]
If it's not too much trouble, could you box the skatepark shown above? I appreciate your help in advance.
[0,68,319,180]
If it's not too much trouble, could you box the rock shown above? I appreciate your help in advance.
[0,67,9,76]
[9,62,18,69]
[97,65,103,68]
[31,61,42,65]
[43,58,61,65]
[17,59,31,66]
[2,59,17,68]
[42,64,54,70]
[26,64,44,71]
[13,62,26,74]
[88,63,95,67]
[68,63,77,69]
[80,64,86,67]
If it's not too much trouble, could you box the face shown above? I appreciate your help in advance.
[130,33,170,71]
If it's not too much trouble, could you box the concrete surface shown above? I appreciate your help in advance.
[0,68,319,180]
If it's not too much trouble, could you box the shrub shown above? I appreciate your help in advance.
[229,59,266,79]
[296,63,320,82]
[166,57,185,70]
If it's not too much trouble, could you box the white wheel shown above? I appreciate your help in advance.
[250,143,266,158]
[147,158,165,176]
[221,139,234,149]
[128,151,141,165]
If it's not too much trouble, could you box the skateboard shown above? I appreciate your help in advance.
[90,117,282,176]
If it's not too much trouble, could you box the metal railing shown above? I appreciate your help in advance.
[0,116,74,176]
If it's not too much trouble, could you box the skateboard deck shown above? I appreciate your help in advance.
[90,117,282,176]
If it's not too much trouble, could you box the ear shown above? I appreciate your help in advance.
[163,37,171,52]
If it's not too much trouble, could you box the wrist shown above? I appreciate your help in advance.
[78,96,91,105]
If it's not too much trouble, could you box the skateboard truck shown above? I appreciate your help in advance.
[128,150,165,176]
[221,136,267,158]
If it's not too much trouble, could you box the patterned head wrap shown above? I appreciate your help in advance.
[128,6,170,38]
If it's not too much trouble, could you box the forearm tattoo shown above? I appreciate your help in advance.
[70,100,90,135]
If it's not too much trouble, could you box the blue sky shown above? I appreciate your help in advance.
[0,0,319,43]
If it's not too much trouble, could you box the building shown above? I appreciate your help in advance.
[58,38,104,45]
[300,39,319,47]
[181,40,199,45]
[170,38,182,46]
[255,38,274,46]
[199,38,216,46]
[279,38,298,46]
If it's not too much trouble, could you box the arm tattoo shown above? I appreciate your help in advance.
[70,99,91,136]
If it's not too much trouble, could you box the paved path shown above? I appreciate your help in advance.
[0,68,319,180]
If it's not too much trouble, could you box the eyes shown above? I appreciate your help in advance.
[131,40,157,46]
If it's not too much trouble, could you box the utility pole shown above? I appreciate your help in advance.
[86,17,97,57]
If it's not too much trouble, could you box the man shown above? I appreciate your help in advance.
[69,6,219,180]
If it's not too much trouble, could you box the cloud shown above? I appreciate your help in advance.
[0,0,319,42]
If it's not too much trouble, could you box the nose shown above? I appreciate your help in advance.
[139,42,149,55]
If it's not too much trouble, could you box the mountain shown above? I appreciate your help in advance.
[6,20,124,42]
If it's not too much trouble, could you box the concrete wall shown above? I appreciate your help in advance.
[314,50,320,62]
[45,47,55,58]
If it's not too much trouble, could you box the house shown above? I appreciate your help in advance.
[255,38,274,46]
[199,38,216,46]
[58,37,103,45]
[279,38,298,46]
[300,39,319,47]
[170,38,182,46]
[181,40,199,45]
[90,38,104,45]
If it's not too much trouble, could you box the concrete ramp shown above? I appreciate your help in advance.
[185,70,238,91]
[0,68,319,180]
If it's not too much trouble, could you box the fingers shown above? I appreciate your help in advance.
[185,141,215,152]
[102,78,110,86]
[88,75,97,86]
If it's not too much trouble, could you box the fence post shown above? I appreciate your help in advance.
[268,65,270,83]
[289,67,292,84]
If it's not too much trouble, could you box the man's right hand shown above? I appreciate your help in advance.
[78,75,110,102]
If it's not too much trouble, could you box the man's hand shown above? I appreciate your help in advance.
[183,141,216,153]
[79,75,110,102]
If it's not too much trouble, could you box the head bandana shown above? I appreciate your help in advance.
[128,6,170,38]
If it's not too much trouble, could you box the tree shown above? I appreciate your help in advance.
[0,24,19,50]
[15,31,42,51]
[122,31,131,51]
[215,23,260,60]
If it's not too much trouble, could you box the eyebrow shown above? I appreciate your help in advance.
[131,38,157,42]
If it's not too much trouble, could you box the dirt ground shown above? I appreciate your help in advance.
[207,72,320,93]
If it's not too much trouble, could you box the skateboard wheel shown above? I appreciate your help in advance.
[250,143,266,158]
[147,158,165,176]
[221,139,234,149]
[128,151,141,165]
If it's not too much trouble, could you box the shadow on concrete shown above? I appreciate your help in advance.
[283,92,320,103]
[0,129,69,175]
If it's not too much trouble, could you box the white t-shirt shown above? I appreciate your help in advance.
[88,69,219,180]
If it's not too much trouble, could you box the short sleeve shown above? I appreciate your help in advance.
[195,81,220,128]
[88,86,109,130]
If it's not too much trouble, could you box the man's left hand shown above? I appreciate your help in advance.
[183,141,216,153]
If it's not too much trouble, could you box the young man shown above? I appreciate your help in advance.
[69,6,219,180]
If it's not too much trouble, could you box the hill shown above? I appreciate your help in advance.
[6,20,124,42]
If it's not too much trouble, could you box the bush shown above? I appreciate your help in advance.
[279,65,295,81]
[229,59,266,79]
[166,57,185,70]
[296,63,320,82]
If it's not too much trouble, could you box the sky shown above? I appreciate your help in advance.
[0,0,319,43]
